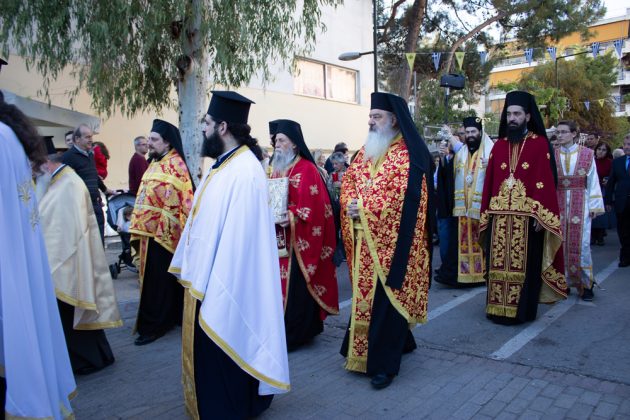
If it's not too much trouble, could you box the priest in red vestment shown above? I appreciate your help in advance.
[339,92,434,390]
[480,91,568,325]
[270,119,339,350]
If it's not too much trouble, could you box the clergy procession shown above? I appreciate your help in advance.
[2,81,630,419]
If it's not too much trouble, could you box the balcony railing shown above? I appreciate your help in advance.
[493,39,629,70]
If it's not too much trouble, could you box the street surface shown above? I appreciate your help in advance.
[73,235,630,419]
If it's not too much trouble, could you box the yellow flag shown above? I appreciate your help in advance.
[598,99,605,107]
[455,52,465,70]
[405,53,416,71]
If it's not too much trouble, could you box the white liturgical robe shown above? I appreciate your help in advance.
[170,145,290,395]
[0,122,75,419]
[556,143,604,289]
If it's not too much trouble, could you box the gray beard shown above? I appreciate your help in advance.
[363,127,398,162]
[272,149,296,174]
[35,172,52,202]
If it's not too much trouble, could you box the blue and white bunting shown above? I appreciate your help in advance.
[614,39,624,59]
[524,48,534,65]
[546,46,557,62]
[479,51,487,65]
[584,100,590,111]
[432,52,441,71]
[613,95,622,111]
[591,42,600,58]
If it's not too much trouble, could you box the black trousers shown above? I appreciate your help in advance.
[193,301,273,419]
[137,239,183,336]
[617,201,630,263]
[93,203,105,244]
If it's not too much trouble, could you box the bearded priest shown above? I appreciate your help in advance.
[339,92,434,390]
[270,119,339,351]
[169,91,289,419]
[480,91,568,325]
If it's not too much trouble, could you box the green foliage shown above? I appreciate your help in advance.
[414,79,477,128]
[611,117,630,149]
[0,0,340,117]
[514,53,619,133]
[376,0,605,127]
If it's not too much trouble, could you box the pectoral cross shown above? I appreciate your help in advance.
[506,173,516,190]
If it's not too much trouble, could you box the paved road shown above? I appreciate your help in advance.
[73,235,630,419]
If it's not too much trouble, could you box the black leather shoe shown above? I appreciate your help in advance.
[581,287,594,302]
[134,334,161,346]
[370,373,394,390]
[619,260,630,268]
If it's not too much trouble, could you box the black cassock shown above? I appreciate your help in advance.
[137,238,184,337]
[192,300,273,419]
[57,300,114,374]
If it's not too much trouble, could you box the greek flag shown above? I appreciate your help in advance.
[614,39,624,59]
[584,100,590,111]
[546,46,557,62]
[524,48,534,65]
[432,52,441,71]
[591,42,600,58]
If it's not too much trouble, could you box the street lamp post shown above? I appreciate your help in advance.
[338,0,378,92]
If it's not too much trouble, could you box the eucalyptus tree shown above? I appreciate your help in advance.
[0,0,341,182]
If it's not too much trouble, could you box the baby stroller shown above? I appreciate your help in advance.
[106,192,138,279]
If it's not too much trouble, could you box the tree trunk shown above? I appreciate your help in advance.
[177,0,207,186]
[396,0,426,99]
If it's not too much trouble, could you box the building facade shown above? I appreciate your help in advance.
[0,0,374,189]
[482,9,630,119]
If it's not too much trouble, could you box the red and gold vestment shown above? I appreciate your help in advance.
[273,157,339,318]
[340,137,431,373]
[129,149,194,280]
[480,133,567,319]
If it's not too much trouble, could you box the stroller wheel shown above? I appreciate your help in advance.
[109,263,118,279]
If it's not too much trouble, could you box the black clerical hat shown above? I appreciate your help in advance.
[43,136,56,155]
[504,90,534,112]
[370,92,394,112]
[269,120,280,136]
[207,91,254,124]
[463,116,482,131]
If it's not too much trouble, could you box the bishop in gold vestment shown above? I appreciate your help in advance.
[129,119,194,346]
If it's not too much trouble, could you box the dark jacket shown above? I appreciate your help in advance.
[605,155,630,213]
[436,156,455,218]
[62,146,106,209]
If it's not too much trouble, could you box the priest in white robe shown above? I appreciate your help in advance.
[554,121,604,301]
[0,106,75,419]
[169,91,289,419]
[36,139,122,374]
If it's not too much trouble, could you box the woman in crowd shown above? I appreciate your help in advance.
[592,141,613,245]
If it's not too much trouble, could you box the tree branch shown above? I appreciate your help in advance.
[444,10,508,72]
[379,0,407,44]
